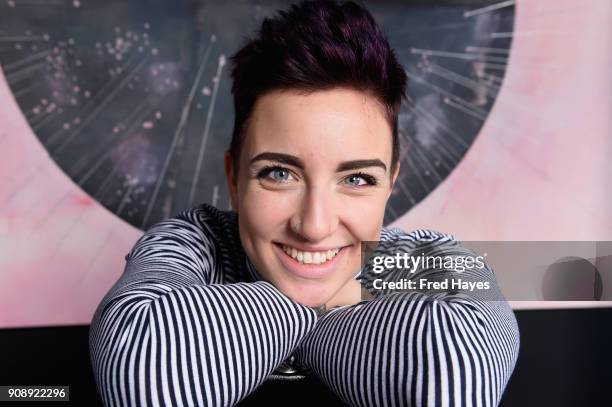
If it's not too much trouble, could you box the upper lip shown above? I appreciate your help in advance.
[275,242,348,252]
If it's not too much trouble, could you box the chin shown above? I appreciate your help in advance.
[282,284,332,308]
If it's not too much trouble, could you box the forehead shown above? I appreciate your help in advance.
[242,88,393,164]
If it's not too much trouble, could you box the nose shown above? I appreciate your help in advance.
[291,185,338,242]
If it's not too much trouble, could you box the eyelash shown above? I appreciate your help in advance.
[256,165,378,187]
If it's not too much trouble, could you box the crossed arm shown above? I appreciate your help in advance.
[89,219,519,406]
[295,291,520,406]
[89,218,318,406]
[294,229,520,406]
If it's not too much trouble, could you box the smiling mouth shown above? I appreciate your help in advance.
[276,243,343,265]
[272,242,349,279]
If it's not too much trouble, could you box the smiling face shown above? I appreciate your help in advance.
[224,87,400,307]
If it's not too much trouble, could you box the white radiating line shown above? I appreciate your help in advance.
[426,62,500,98]
[31,108,60,131]
[410,48,508,64]
[443,97,487,121]
[141,40,214,228]
[51,57,148,154]
[387,21,472,37]
[7,0,64,4]
[450,95,488,116]
[464,0,515,18]
[4,61,44,82]
[0,35,46,42]
[5,0,64,5]
[2,48,51,72]
[211,185,219,207]
[478,63,507,70]
[13,82,37,98]
[188,54,226,207]
[405,70,470,109]
[465,46,510,55]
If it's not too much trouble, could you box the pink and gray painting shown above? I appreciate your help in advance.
[0,0,610,328]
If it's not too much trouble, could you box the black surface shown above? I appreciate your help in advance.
[500,308,612,407]
[0,308,611,406]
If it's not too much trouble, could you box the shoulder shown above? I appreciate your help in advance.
[175,202,238,237]
[380,226,457,245]
[126,203,238,261]
[366,227,461,266]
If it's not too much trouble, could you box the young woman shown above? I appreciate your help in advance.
[89,1,520,406]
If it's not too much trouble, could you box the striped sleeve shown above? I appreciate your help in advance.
[89,214,318,406]
[294,228,520,407]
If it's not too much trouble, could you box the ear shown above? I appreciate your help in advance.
[224,150,239,212]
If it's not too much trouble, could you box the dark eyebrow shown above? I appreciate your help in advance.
[337,159,387,173]
[250,152,305,169]
[250,152,387,172]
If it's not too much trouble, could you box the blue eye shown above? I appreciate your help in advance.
[344,173,378,187]
[270,168,290,181]
[257,166,293,183]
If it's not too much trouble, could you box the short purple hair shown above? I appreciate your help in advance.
[229,0,407,177]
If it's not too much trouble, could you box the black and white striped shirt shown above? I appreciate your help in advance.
[89,203,520,406]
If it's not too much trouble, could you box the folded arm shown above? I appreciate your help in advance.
[89,215,317,407]
[295,229,521,407]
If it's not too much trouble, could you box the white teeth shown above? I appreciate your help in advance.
[281,244,341,265]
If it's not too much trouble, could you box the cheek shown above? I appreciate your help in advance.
[340,194,388,232]
[341,197,387,265]
[238,186,295,235]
